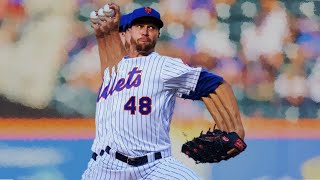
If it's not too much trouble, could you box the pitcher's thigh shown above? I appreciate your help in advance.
[82,154,129,180]
[144,157,202,180]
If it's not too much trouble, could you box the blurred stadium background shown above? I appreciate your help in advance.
[0,0,319,179]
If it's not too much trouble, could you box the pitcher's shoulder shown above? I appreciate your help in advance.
[153,53,182,62]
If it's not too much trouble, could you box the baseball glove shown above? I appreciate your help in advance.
[181,126,247,163]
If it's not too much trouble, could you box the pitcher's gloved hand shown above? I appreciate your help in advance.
[181,127,247,163]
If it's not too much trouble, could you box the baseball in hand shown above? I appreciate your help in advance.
[98,8,105,18]
[103,4,115,17]
[90,11,98,23]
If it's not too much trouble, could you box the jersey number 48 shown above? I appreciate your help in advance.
[124,96,152,115]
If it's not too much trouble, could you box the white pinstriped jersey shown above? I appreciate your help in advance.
[91,52,201,157]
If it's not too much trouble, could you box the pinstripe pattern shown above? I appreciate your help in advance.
[144,157,202,180]
[83,52,202,179]
[82,152,202,180]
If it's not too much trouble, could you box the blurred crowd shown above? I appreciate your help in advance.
[0,0,319,119]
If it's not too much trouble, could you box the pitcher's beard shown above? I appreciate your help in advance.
[131,38,156,56]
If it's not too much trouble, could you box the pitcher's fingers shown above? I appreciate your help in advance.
[98,20,109,32]
[202,97,227,131]
[99,16,108,22]
[99,25,106,33]
[108,3,121,20]
[92,24,100,32]
[108,3,120,13]
[209,93,235,132]
[91,23,100,32]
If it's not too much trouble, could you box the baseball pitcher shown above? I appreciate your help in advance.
[82,3,246,180]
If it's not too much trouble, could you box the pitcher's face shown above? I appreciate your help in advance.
[129,19,160,55]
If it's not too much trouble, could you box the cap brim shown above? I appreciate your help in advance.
[131,17,163,29]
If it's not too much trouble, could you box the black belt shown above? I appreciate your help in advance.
[91,146,162,166]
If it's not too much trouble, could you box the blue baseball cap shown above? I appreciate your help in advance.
[129,7,163,29]
[119,14,130,32]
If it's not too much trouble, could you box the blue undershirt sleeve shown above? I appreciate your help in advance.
[181,69,223,100]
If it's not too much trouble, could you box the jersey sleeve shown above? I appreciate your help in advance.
[180,69,224,100]
[161,57,201,95]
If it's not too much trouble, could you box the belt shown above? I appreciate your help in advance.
[91,146,162,166]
